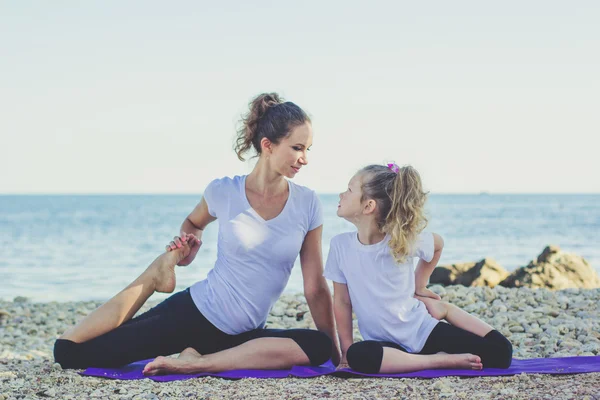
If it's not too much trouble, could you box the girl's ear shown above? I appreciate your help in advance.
[363,199,377,215]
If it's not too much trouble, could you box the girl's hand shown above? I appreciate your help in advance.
[165,232,202,266]
[414,287,441,301]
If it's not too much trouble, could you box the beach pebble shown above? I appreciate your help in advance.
[1,286,600,399]
[509,325,525,333]
[41,388,57,397]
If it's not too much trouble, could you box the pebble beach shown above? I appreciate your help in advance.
[1,285,600,399]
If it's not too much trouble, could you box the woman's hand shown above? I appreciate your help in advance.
[166,232,202,266]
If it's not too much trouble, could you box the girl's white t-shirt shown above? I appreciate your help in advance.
[190,175,323,335]
[324,231,439,353]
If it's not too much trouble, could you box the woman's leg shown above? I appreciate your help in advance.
[142,328,332,375]
[346,341,482,374]
[54,289,207,369]
[420,322,513,369]
[417,296,494,337]
[59,245,191,344]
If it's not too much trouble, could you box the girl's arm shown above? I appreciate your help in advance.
[414,233,444,299]
[299,226,341,365]
[168,197,217,266]
[333,282,353,367]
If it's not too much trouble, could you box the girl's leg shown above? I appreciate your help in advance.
[143,329,332,375]
[59,245,190,344]
[417,297,494,337]
[420,322,513,369]
[346,341,482,374]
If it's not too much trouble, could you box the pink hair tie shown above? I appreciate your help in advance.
[387,163,400,173]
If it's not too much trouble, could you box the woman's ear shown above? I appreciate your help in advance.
[260,137,273,155]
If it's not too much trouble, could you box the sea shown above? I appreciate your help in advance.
[1,194,598,302]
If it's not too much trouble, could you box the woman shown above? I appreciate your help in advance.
[54,93,340,374]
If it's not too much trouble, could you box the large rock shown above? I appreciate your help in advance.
[500,245,600,290]
[430,258,509,288]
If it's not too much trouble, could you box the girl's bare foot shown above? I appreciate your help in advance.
[143,347,204,376]
[449,353,483,370]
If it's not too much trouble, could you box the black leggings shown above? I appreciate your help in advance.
[346,322,513,374]
[54,289,333,369]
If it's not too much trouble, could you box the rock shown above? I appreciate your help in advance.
[13,296,29,303]
[430,258,509,288]
[500,245,600,290]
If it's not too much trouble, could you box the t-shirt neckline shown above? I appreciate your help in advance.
[241,175,293,224]
[353,232,390,252]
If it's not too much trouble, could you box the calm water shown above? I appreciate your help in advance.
[1,194,598,302]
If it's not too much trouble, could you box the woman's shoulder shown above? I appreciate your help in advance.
[203,175,245,198]
[207,175,245,188]
[288,179,317,197]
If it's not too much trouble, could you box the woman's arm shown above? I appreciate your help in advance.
[168,197,217,266]
[414,233,444,299]
[333,282,353,367]
[299,226,341,365]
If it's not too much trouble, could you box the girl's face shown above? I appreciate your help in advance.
[268,122,312,179]
[337,174,366,221]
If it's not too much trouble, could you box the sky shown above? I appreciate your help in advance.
[1,1,599,194]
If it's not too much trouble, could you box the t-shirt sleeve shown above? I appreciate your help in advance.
[308,190,324,231]
[202,178,221,218]
[324,238,347,284]
[413,232,435,262]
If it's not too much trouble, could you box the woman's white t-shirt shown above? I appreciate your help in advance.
[324,232,439,353]
[190,175,323,335]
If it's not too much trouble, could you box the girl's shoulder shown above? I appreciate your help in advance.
[330,231,357,248]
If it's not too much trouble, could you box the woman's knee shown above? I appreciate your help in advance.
[484,330,513,369]
[346,341,384,374]
[287,330,333,366]
[54,339,82,369]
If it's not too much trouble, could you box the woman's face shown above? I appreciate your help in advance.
[269,122,313,179]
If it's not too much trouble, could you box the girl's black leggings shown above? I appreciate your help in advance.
[346,322,513,374]
[54,288,333,369]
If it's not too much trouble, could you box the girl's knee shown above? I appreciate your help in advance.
[346,341,384,374]
[484,330,513,369]
[423,299,449,320]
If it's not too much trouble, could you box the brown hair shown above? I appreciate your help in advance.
[360,164,429,263]
[235,93,311,161]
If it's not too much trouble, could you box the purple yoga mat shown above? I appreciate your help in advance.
[81,356,600,381]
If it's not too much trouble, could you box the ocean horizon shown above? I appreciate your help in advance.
[1,193,598,302]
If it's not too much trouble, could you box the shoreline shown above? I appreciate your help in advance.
[1,286,599,398]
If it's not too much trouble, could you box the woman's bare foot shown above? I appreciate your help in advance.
[143,347,205,376]
[448,353,483,370]
[146,243,192,293]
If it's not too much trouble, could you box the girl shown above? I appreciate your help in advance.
[324,163,512,374]
[55,93,340,374]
